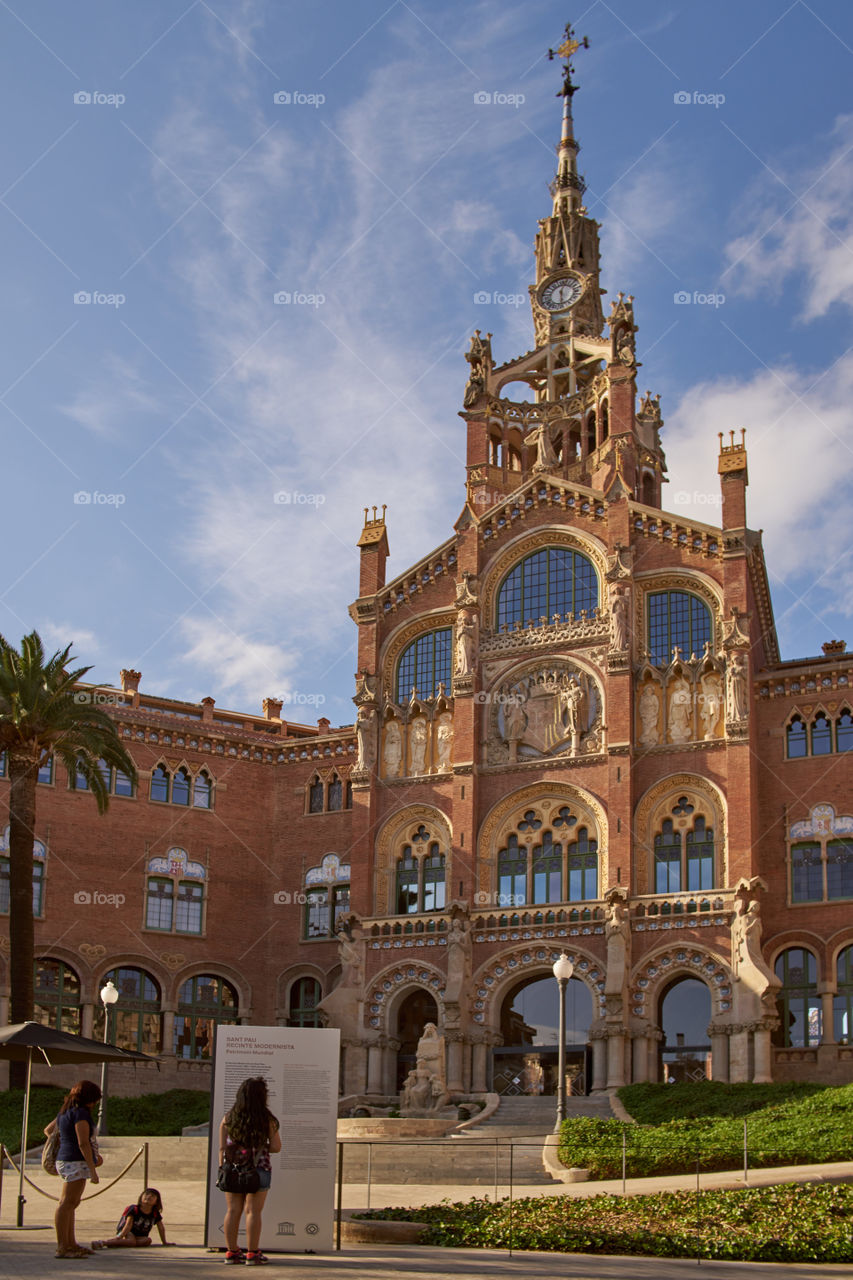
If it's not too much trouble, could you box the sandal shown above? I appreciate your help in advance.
[56,1248,94,1259]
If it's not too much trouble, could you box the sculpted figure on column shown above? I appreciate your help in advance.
[610,585,630,651]
[355,703,377,771]
[726,652,748,721]
[409,717,428,775]
[383,718,403,777]
[604,892,631,998]
[455,613,476,676]
[436,711,453,770]
[639,682,660,746]
[445,914,472,1004]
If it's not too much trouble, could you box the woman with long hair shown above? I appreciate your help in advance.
[219,1076,281,1265]
[43,1079,103,1259]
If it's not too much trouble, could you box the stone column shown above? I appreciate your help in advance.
[606,1028,627,1089]
[710,1029,729,1082]
[162,1008,175,1057]
[646,1027,663,1082]
[80,1000,94,1039]
[342,1041,368,1095]
[590,1033,607,1092]
[728,1025,750,1083]
[820,989,836,1045]
[382,1039,400,1096]
[446,1033,464,1093]
[632,1031,650,1083]
[366,1042,384,1094]
[753,1023,773,1084]
[471,1039,488,1092]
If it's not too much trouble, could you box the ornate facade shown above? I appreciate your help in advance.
[2,33,852,1098]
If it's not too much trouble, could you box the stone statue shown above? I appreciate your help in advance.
[445,915,472,1003]
[463,330,491,409]
[561,677,583,738]
[338,920,365,988]
[436,711,453,770]
[318,918,367,1040]
[409,717,427,775]
[526,421,559,470]
[726,653,748,721]
[604,894,631,998]
[415,1021,443,1077]
[731,892,781,1015]
[668,676,691,743]
[455,614,476,676]
[610,585,630,651]
[699,672,722,739]
[355,703,377,771]
[639,683,660,746]
[399,1022,449,1116]
[383,718,403,777]
[503,692,527,743]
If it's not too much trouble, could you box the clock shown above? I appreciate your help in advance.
[539,274,584,312]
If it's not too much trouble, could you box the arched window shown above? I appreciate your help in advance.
[37,757,53,785]
[302,853,351,938]
[395,833,446,914]
[496,547,598,630]
[396,629,452,702]
[34,958,80,1033]
[837,711,853,752]
[496,804,598,907]
[193,771,212,808]
[309,777,325,814]
[811,714,832,756]
[150,765,169,803]
[171,767,191,806]
[288,976,322,1027]
[145,849,205,935]
[174,974,237,1059]
[834,946,853,1045]
[787,717,807,758]
[652,799,715,893]
[648,591,712,666]
[775,948,820,1047]
[96,967,161,1054]
[328,777,343,811]
[791,842,823,902]
[642,473,655,506]
[827,840,853,900]
[0,827,46,916]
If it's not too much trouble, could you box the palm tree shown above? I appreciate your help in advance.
[0,631,138,1051]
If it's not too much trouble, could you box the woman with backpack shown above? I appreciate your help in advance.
[218,1077,281,1265]
[43,1079,103,1259]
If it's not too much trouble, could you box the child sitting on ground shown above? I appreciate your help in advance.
[92,1188,174,1249]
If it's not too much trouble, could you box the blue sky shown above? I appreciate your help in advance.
[1,0,852,728]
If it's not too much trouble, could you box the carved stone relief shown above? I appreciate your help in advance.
[485,660,602,764]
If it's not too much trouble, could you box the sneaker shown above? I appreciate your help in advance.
[224,1250,245,1264]
[245,1252,269,1265]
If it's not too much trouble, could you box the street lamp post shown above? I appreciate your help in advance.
[98,980,119,1136]
[552,952,574,1132]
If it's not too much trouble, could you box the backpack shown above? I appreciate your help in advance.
[216,1142,260,1195]
[41,1128,60,1176]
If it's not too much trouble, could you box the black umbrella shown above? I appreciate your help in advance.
[0,1021,156,1227]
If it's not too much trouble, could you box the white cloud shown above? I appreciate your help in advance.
[37,620,101,661]
[59,356,164,439]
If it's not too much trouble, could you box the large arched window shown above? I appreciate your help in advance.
[396,629,452,702]
[96,967,162,1054]
[652,798,715,892]
[811,714,832,756]
[395,825,446,914]
[35,958,81,1033]
[787,716,807,758]
[145,849,205,935]
[288,976,322,1027]
[174,974,237,1059]
[647,590,712,665]
[302,853,351,939]
[496,547,598,630]
[497,804,598,906]
[834,946,853,1045]
[0,827,46,916]
[774,948,820,1047]
[788,806,853,903]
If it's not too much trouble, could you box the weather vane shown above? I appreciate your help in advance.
[548,22,589,97]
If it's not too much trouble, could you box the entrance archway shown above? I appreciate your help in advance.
[394,988,438,1090]
[659,977,712,1082]
[495,974,592,1095]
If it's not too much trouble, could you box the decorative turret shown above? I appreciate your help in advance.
[357,505,389,596]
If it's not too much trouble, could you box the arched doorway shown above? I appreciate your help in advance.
[495,974,592,1095]
[659,977,712,1082]
[394,988,438,1090]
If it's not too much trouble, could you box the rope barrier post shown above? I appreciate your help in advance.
[622,1128,627,1196]
[366,1142,372,1212]
[508,1143,514,1258]
[0,1142,5,1216]
[143,1142,149,1189]
[494,1137,498,1203]
[743,1118,748,1183]
[335,1142,343,1252]
[696,1153,701,1266]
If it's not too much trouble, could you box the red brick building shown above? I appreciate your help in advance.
[2,50,852,1099]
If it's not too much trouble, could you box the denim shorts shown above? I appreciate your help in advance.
[256,1169,271,1191]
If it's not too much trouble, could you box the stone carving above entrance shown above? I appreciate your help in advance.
[485,659,602,764]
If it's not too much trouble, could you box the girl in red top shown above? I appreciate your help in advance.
[92,1188,174,1249]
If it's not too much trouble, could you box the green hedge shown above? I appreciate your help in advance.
[0,1087,211,1154]
[355,1184,853,1262]
[618,1080,826,1124]
[558,1083,853,1178]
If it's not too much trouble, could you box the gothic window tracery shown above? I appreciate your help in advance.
[774,948,820,1047]
[788,806,853,903]
[174,974,237,1058]
[149,763,213,806]
[495,547,598,630]
[306,771,351,814]
[496,803,599,906]
[811,713,832,755]
[302,853,351,938]
[96,967,161,1054]
[834,946,853,1044]
[394,824,446,914]
[837,710,853,752]
[647,590,712,665]
[35,957,81,1033]
[786,716,807,758]
[396,629,452,702]
[651,797,715,892]
[144,848,206,935]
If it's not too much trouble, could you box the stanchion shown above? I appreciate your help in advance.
[743,1118,748,1183]
[366,1143,372,1211]
[335,1141,343,1252]
[622,1128,627,1195]
[508,1143,514,1257]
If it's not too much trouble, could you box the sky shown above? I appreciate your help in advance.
[1,0,853,728]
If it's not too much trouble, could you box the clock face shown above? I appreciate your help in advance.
[540,274,583,313]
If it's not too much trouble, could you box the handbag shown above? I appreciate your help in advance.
[42,1128,60,1176]
[216,1160,260,1194]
